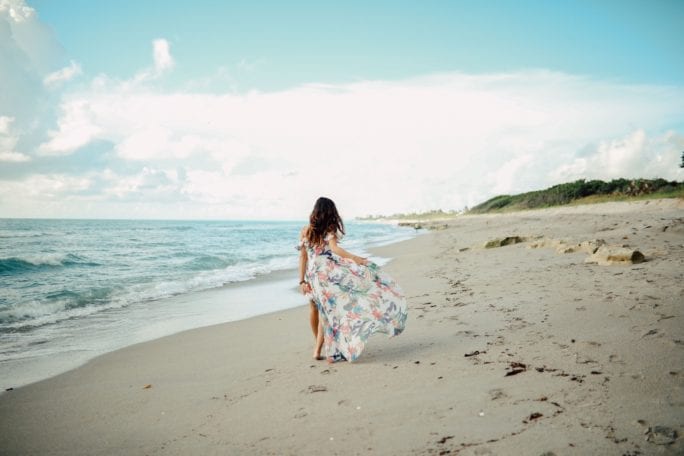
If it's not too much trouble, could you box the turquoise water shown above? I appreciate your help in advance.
[0,219,415,388]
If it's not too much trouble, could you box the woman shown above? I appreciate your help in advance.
[297,197,407,363]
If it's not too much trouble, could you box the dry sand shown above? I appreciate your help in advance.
[1,198,682,455]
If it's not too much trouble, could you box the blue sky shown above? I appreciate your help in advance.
[1,0,683,219]
[32,0,684,89]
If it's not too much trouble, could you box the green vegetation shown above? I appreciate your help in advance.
[359,178,683,221]
[469,178,684,214]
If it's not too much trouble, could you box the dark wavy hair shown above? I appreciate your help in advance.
[307,197,345,246]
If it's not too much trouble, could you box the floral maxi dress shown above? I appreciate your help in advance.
[298,233,407,362]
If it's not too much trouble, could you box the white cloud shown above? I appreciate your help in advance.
[102,166,181,201]
[0,0,66,167]
[0,151,30,162]
[0,115,13,134]
[236,58,264,73]
[0,173,91,200]
[152,38,173,74]
[0,0,35,23]
[488,153,535,195]
[118,38,176,86]
[551,129,684,182]
[43,60,82,87]
[0,115,31,162]
[0,0,63,75]
[24,68,683,218]
[38,100,102,155]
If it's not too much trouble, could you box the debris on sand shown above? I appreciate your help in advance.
[505,362,527,377]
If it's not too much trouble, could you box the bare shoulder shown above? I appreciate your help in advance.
[300,226,309,238]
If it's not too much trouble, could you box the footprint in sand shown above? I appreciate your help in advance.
[608,354,626,365]
[489,388,508,400]
[640,328,660,338]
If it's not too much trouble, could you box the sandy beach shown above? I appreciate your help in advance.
[1,198,682,455]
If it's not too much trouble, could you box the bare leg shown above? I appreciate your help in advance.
[309,301,324,360]
[315,320,324,359]
[309,300,318,338]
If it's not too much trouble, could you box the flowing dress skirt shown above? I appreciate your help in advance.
[305,250,407,362]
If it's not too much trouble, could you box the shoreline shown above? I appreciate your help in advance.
[1,199,682,454]
[0,229,415,392]
[0,268,301,392]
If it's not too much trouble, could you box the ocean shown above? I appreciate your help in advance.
[0,218,416,389]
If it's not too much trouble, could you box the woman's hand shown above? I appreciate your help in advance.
[299,282,312,295]
[355,256,369,266]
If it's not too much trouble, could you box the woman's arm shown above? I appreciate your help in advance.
[299,245,308,282]
[298,227,311,294]
[328,236,369,265]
